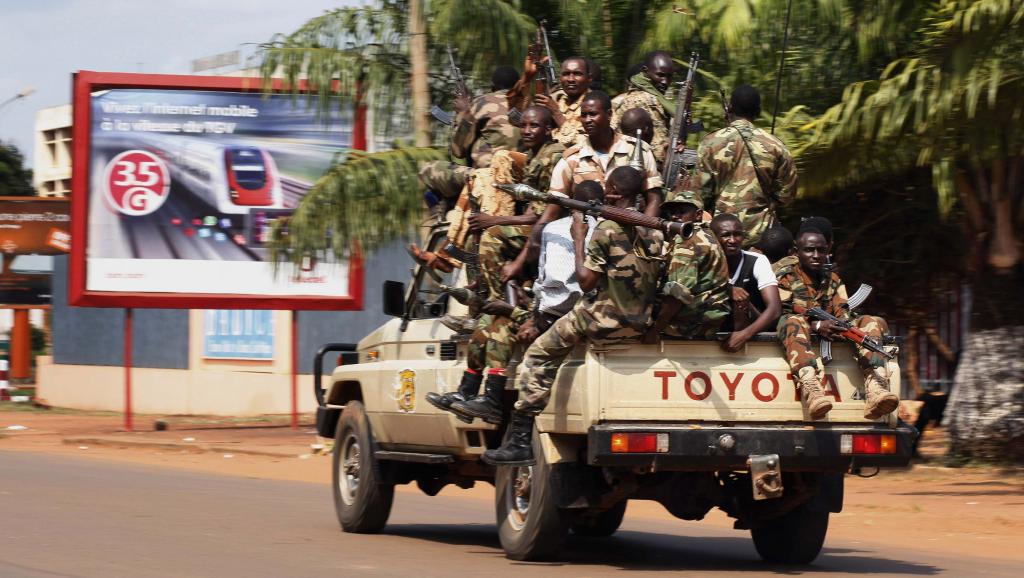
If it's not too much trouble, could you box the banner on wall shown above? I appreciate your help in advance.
[202,309,274,360]
[70,71,364,310]
[0,198,70,306]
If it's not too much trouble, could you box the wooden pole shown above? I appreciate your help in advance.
[408,0,431,147]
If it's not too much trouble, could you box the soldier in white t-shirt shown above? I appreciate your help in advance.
[710,213,782,352]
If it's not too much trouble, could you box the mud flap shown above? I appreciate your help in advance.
[807,471,845,513]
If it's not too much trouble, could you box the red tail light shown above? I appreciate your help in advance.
[611,433,669,453]
[841,434,897,454]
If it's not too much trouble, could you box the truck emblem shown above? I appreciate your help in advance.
[396,369,416,413]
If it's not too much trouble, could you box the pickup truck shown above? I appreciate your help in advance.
[313,223,917,564]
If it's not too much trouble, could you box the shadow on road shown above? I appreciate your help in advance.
[383,524,943,575]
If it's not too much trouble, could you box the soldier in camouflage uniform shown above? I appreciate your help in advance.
[611,51,675,165]
[692,85,797,248]
[644,189,731,343]
[534,57,591,148]
[775,225,900,420]
[483,167,663,466]
[418,66,522,200]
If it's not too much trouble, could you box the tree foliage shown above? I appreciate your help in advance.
[0,141,34,197]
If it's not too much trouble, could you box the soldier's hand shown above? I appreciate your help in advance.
[453,93,471,114]
[722,331,750,353]
[500,261,523,283]
[731,287,750,305]
[516,319,540,343]
[468,213,497,232]
[814,319,843,340]
[570,211,588,241]
[481,299,514,317]
[642,326,661,345]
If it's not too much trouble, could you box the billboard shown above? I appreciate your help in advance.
[70,71,364,309]
[0,198,70,306]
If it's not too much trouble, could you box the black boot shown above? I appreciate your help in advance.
[451,373,505,425]
[426,371,482,424]
[481,410,535,466]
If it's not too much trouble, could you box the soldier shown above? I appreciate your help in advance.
[483,167,663,465]
[693,85,797,247]
[534,56,591,147]
[644,189,731,343]
[500,90,663,284]
[611,51,675,165]
[709,213,782,351]
[756,225,795,264]
[776,225,900,420]
[475,106,565,301]
[418,65,522,201]
[618,108,655,149]
[451,181,603,425]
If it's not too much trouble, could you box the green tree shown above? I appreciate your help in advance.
[0,141,34,196]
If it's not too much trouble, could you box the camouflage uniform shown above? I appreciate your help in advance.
[419,90,520,199]
[774,256,890,374]
[549,89,586,148]
[478,140,565,299]
[662,226,732,338]
[549,132,663,199]
[611,83,671,165]
[515,220,663,414]
[693,119,797,247]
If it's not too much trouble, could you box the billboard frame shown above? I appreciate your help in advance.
[69,70,364,310]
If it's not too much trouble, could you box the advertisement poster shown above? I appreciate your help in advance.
[0,198,70,305]
[72,73,364,309]
[202,309,274,360]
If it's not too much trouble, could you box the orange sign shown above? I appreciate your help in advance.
[0,198,71,256]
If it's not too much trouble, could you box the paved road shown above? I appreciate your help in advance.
[0,451,1016,578]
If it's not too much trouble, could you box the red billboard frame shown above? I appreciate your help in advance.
[69,71,364,310]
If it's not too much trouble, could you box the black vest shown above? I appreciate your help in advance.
[723,252,767,331]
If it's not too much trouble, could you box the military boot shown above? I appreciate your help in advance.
[425,370,483,424]
[481,410,536,466]
[451,373,505,425]
[797,366,833,420]
[862,368,900,420]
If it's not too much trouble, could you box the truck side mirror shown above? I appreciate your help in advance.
[382,280,406,317]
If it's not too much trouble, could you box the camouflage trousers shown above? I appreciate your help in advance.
[479,224,530,301]
[515,307,643,415]
[664,304,731,339]
[466,311,529,373]
[778,314,889,374]
[419,161,472,199]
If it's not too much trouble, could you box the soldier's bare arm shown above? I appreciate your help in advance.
[502,203,563,282]
[724,285,782,352]
[572,212,600,292]
[468,212,538,232]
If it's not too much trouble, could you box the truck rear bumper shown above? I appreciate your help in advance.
[587,422,918,471]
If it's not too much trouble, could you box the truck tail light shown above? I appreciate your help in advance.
[611,433,669,453]
[840,434,897,455]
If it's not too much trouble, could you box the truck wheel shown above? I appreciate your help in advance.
[333,400,394,533]
[750,502,829,564]
[570,500,627,537]
[494,435,569,560]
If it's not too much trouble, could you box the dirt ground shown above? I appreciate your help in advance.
[2,406,1022,565]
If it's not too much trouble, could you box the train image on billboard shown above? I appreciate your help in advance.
[154,137,284,215]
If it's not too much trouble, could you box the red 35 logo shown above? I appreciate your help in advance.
[103,150,170,216]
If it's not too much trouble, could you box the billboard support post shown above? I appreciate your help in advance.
[10,310,31,380]
[124,308,133,432]
[291,311,299,430]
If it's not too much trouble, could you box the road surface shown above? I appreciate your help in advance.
[0,450,1017,578]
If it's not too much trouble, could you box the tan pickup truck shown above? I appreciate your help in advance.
[313,223,916,564]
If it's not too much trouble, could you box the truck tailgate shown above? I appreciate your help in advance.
[593,341,896,426]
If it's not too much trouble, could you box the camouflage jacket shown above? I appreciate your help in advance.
[579,219,664,340]
[548,132,663,198]
[773,256,850,320]
[549,88,586,148]
[661,227,732,335]
[451,90,520,168]
[522,139,566,215]
[693,119,797,246]
[611,88,670,165]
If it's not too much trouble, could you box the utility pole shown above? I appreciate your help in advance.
[408,0,431,147]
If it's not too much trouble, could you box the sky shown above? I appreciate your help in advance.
[0,0,349,167]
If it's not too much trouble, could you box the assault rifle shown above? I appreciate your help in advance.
[430,44,470,126]
[495,183,696,239]
[793,303,894,360]
[662,52,701,192]
[539,20,559,90]
[719,86,731,122]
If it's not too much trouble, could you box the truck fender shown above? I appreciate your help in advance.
[539,433,583,464]
[317,381,363,439]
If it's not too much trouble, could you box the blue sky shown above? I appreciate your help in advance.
[0,0,347,167]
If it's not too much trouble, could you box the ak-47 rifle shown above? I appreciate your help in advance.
[662,52,701,192]
[792,303,895,360]
[719,86,731,123]
[430,44,470,126]
[539,20,559,91]
[496,183,696,240]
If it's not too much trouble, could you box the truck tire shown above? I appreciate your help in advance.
[750,502,829,564]
[494,434,569,560]
[333,400,394,533]
[570,500,627,537]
